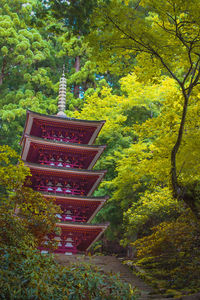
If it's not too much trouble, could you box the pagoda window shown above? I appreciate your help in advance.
[31,175,88,196]
[55,205,94,223]
[40,125,90,144]
[36,149,87,169]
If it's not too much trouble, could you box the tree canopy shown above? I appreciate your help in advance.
[1,0,200,296]
[87,0,200,217]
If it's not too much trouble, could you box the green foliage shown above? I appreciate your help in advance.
[88,0,200,79]
[89,0,200,218]
[0,1,60,149]
[0,145,60,246]
[0,0,99,150]
[132,211,200,294]
[122,187,180,244]
[0,247,135,299]
[0,146,135,299]
[73,74,154,238]
[45,0,98,35]
[0,0,49,72]
[99,75,200,243]
[0,145,29,191]
[57,32,98,105]
[0,206,35,250]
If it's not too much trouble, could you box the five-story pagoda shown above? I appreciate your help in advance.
[20,71,108,255]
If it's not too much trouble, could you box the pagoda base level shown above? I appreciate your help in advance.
[39,223,108,255]
[39,247,78,255]
[41,251,74,255]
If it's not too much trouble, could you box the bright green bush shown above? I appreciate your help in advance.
[132,211,200,295]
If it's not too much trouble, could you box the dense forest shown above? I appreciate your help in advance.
[1,0,200,298]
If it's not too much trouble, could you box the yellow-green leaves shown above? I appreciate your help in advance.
[0,145,30,191]
[0,145,60,245]
[88,0,200,84]
[123,187,180,242]
[76,70,200,241]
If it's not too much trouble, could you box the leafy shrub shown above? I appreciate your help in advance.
[132,210,200,295]
[0,247,135,300]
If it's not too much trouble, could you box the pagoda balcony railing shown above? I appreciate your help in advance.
[35,185,86,196]
[56,214,87,223]
[39,160,83,169]
[43,135,79,143]
[38,245,78,255]
[54,247,77,254]
[41,131,83,144]
[40,126,87,145]
[39,237,80,254]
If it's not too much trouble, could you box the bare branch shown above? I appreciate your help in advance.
[189,67,200,94]
[177,160,186,179]
[106,15,150,51]
[149,47,182,85]
[188,58,200,90]
[105,14,182,86]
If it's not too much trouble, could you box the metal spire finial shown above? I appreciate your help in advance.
[62,64,65,75]
[57,65,67,117]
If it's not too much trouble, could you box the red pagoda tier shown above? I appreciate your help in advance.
[21,110,105,145]
[24,162,106,197]
[40,223,109,255]
[21,135,106,170]
[21,107,109,255]
[43,194,109,223]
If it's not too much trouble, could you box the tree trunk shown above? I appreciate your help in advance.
[171,91,188,196]
[74,56,80,98]
[171,91,200,219]
[0,57,7,85]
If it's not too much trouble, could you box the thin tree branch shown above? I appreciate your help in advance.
[106,14,182,86]
[187,58,200,90]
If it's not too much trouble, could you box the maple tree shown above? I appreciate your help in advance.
[88,0,200,217]
[73,73,161,239]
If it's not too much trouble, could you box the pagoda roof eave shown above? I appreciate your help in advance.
[41,192,109,202]
[23,161,107,175]
[57,222,109,227]
[20,110,106,146]
[56,222,109,251]
[42,193,108,223]
[27,109,106,124]
[23,134,107,149]
[24,161,106,196]
[21,135,106,170]
[87,200,105,223]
